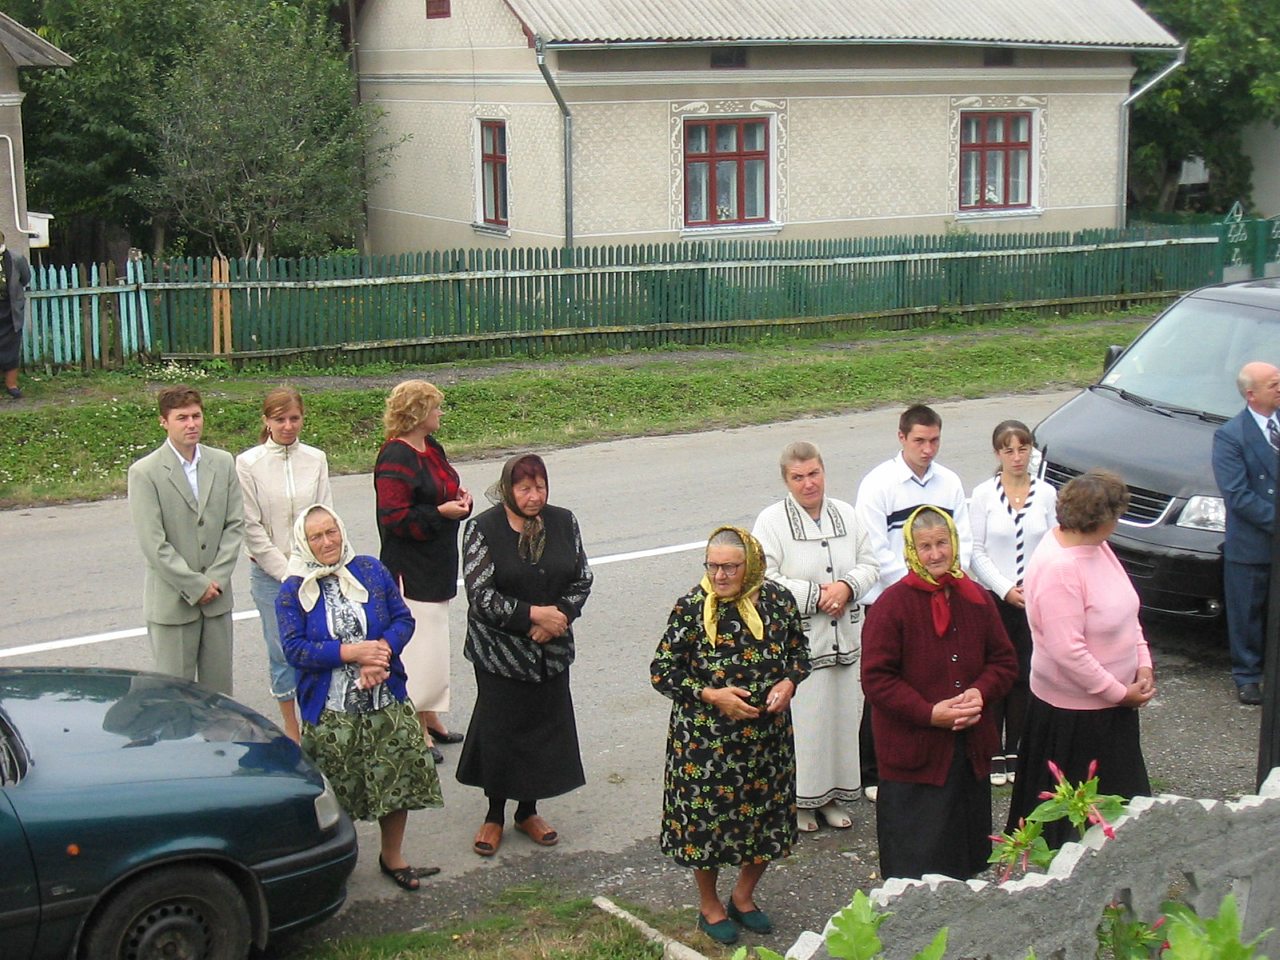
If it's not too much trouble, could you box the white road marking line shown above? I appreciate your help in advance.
[0,540,705,660]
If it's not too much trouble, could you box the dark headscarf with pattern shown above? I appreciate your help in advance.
[486,453,549,563]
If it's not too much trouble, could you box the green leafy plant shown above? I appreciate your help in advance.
[1097,901,1167,959]
[990,759,1127,881]
[1161,895,1271,959]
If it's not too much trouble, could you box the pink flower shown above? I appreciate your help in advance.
[1086,803,1115,839]
[1038,790,1055,800]
[1047,759,1065,783]
[1086,759,1099,780]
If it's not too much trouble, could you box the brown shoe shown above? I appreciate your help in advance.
[473,822,503,857]
[515,814,559,846]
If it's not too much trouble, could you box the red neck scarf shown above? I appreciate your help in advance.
[903,570,988,636]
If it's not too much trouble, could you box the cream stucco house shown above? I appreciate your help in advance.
[355,0,1180,253]
[0,12,73,258]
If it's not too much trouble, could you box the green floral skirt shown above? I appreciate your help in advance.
[302,698,443,822]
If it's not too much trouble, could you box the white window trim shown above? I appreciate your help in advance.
[670,98,788,233]
[949,95,1047,218]
[470,108,512,236]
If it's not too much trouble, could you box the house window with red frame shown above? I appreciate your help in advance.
[684,118,769,226]
[480,120,508,226]
[959,111,1032,210]
[425,0,451,18]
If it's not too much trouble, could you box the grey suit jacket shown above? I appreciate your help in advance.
[3,249,30,332]
[128,442,245,624]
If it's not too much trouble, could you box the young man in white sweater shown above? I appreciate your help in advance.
[853,404,972,799]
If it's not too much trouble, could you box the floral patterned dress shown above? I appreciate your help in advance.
[651,580,809,868]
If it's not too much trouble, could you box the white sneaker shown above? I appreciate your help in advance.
[864,785,878,803]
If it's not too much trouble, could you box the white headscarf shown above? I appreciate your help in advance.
[285,504,369,612]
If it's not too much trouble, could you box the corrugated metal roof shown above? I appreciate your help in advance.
[504,0,1179,49]
[0,12,75,68]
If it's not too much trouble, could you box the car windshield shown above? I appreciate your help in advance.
[1100,295,1280,418]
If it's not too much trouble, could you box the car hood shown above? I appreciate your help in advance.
[1034,386,1218,499]
[0,667,311,790]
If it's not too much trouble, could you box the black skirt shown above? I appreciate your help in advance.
[0,321,19,372]
[876,733,992,881]
[1005,692,1150,848]
[456,665,585,801]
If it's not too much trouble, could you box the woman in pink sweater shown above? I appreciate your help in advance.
[1005,470,1155,848]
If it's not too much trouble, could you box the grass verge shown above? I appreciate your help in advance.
[288,887,687,960]
[0,311,1150,506]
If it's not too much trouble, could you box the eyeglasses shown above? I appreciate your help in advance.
[704,562,743,576]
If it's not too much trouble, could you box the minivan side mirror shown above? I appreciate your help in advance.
[1103,345,1124,373]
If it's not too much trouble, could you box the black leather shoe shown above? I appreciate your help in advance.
[430,745,446,764]
[1238,683,1263,705]
[427,726,464,744]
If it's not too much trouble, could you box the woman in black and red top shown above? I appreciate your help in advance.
[374,380,473,762]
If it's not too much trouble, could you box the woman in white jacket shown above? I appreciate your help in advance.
[236,386,333,742]
[753,441,879,832]
[968,420,1057,786]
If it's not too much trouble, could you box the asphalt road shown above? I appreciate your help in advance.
[0,390,1259,953]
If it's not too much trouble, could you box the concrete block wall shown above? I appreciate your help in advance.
[792,769,1280,960]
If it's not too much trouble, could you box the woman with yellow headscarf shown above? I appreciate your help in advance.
[650,526,809,947]
[861,505,1017,882]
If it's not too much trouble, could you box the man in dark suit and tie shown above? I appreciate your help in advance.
[128,384,244,693]
[1212,361,1280,705]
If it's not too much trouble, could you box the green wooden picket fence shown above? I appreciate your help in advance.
[21,219,1279,369]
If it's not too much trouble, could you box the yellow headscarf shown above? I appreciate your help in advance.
[901,505,986,635]
[700,525,767,643]
[902,505,966,585]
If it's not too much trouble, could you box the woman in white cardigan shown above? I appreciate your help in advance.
[236,386,333,742]
[968,420,1056,786]
[753,441,879,832]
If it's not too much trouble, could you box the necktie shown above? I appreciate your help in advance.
[1269,417,1279,452]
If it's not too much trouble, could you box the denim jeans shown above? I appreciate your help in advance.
[249,562,297,701]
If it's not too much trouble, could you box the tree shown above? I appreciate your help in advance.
[16,0,213,259]
[134,2,393,258]
[1130,0,1280,212]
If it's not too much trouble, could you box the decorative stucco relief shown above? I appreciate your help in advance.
[573,102,670,236]
[788,97,950,220]
[1044,95,1122,207]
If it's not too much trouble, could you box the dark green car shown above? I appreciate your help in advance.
[0,667,358,960]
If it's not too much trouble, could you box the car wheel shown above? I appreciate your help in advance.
[80,865,252,960]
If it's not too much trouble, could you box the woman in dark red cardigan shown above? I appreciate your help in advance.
[862,505,1017,881]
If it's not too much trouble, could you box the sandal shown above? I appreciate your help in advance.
[515,814,559,846]
[817,801,852,829]
[473,821,503,857]
[378,854,426,891]
[797,809,819,832]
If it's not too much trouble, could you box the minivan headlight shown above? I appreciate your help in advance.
[314,776,342,832]
[1177,496,1226,532]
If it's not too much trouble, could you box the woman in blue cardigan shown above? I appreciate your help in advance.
[278,503,442,891]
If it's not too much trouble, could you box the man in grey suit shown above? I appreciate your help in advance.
[0,229,32,399]
[1211,361,1280,705]
[128,384,244,694]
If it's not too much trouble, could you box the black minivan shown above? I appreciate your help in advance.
[1033,277,1280,620]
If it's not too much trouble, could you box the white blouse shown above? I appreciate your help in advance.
[969,474,1057,600]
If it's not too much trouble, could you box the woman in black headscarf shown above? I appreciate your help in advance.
[456,453,593,857]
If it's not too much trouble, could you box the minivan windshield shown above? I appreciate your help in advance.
[1100,295,1280,418]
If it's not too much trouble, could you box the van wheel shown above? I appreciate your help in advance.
[80,865,251,960]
